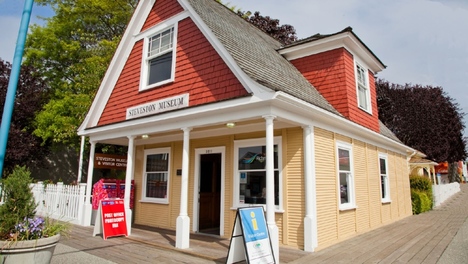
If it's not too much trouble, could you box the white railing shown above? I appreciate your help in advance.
[31,182,87,225]
[433,182,460,207]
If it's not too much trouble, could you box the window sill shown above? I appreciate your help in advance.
[381,199,392,204]
[140,79,174,92]
[139,199,169,205]
[339,204,357,211]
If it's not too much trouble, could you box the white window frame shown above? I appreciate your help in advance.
[140,23,178,91]
[141,147,171,204]
[355,62,371,114]
[232,137,283,211]
[337,142,356,210]
[379,153,391,203]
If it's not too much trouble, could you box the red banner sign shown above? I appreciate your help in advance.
[100,199,128,239]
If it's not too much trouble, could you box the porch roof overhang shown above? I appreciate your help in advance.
[78,91,414,155]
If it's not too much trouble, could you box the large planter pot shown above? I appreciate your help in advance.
[0,234,60,264]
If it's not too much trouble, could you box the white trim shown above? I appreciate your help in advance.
[79,0,154,130]
[232,137,283,211]
[379,153,391,203]
[140,24,178,90]
[192,147,226,236]
[336,141,355,210]
[279,31,385,74]
[355,62,372,114]
[142,147,171,204]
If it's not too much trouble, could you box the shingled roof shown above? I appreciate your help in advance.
[188,0,401,142]
[188,0,340,115]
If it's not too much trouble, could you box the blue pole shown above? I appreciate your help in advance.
[0,0,34,178]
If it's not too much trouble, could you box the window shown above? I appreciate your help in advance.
[234,138,282,209]
[142,148,171,203]
[142,27,176,89]
[337,142,355,209]
[379,154,391,202]
[356,63,370,112]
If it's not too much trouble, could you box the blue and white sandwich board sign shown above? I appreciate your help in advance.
[226,207,275,264]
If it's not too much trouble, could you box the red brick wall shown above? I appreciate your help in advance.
[141,0,184,32]
[291,48,379,132]
[98,17,248,126]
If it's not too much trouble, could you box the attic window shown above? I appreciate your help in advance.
[141,26,176,90]
[356,64,371,113]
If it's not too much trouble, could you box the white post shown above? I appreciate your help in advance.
[83,140,96,226]
[77,183,86,226]
[125,135,136,235]
[303,125,318,252]
[263,115,279,262]
[77,136,85,183]
[176,127,192,249]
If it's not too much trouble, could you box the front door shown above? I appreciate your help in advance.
[198,153,221,234]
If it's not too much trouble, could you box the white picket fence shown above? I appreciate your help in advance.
[30,182,87,225]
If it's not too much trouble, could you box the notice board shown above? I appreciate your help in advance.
[226,207,275,264]
[93,199,128,240]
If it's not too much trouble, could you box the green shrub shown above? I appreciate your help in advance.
[410,175,433,214]
[0,166,37,239]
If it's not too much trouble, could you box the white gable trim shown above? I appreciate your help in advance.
[177,0,275,98]
[279,32,385,74]
[78,0,154,131]
[79,0,275,133]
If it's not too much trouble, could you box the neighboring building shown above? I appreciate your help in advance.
[78,0,414,255]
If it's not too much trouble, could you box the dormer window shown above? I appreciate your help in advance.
[141,26,176,90]
[356,63,371,113]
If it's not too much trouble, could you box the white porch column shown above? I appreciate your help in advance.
[176,127,192,249]
[263,115,279,262]
[303,125,318,252]
[83,140,96,226]
[77,136,85,183]
[125,135,136,235]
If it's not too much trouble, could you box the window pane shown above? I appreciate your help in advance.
[238,145,278,170]
[358,85,367,109]
[146,153,169,171]
[340,172,349,204]
[338,149,350,171]
[380,158,387,174]
[148,28,173,57]
[146,172,168,198]
[239,171,279,205]
[148,51,173,85]
[160,29,173,52]
[381,175,386,199]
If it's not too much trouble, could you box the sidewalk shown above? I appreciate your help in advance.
[54,184,468,263]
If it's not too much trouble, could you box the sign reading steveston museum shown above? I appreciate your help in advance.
[126,93,189,120]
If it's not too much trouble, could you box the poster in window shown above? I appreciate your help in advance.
[240,172,247,184]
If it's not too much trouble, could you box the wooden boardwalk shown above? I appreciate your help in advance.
[56,184,468,263]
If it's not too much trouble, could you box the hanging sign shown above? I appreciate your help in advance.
[93,199,128,240]
[94,153,127,170]
[226,207,275,264]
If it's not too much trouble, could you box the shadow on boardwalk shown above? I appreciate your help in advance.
[56,184,468,263]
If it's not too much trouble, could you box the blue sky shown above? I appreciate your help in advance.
[1,0,467,139]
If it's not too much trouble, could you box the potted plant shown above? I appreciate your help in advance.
[0,166,69,264]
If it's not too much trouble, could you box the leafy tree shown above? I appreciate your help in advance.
[25,0,138,148]
[237,10,298,45]
[376,79,466,165]
[0,59,50,174]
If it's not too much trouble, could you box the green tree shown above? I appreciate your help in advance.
[25,0,138,148]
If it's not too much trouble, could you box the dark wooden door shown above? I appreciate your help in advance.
[198,153,221,232]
